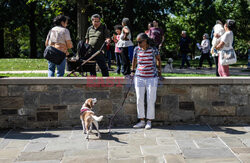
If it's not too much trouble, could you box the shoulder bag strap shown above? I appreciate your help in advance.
[47,30,53,46]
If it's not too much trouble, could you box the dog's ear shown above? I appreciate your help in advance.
[86,99,93,108]
[92,98,97,104]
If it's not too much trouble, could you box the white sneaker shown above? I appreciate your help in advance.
[145,121,152,130]
[133,121,145,128]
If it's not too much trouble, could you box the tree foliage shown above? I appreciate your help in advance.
[0,0,249,59]
[214,0,250,57]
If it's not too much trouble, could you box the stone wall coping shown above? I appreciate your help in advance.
[0,77,250,85]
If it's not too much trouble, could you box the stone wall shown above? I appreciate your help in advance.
[0,77,250,129]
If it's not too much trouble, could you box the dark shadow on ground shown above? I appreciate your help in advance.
[0,76,8,78]
[212,126,248,135]
[152,124,248,135]
[73,126,129,144]
[98,131,128,144]
[0,129,59,140]
[1,124,248,141]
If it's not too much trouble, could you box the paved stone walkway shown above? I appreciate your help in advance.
[173,67,250,76]
[0,70,49,74]
[0,67,249,76]
[1,125,250,163]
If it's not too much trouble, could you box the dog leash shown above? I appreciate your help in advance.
[108,76,134,133]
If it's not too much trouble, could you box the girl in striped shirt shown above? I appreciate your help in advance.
[131,33,162,129]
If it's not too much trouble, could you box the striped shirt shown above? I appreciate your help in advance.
[133,46,159,78]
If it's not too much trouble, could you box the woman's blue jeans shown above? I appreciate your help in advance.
[128,46,134,62]
[48,59,66,77]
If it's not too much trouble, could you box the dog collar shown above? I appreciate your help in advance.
[80,107,90,114]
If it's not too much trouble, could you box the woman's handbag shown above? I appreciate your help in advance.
[220,49,237,65]
[43,29,66,65]
[44,46,66,65]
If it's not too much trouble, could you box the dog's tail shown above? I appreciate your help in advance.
[91,115,103,122]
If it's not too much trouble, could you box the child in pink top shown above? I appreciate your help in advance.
[113,25,123,74]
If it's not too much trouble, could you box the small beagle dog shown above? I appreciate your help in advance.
[80,98,103,139]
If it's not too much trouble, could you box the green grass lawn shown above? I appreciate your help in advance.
[0,73,48,77]
[0,73,213,77]
[169,58,248,68]
[1,73,248,77]
[0,72,124,77]
[0,58,249,77]
[0,58,248,71]
[0,58,48,71]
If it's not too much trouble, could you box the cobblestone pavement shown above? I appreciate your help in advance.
[173,67,250,76]
[0,67,249,76]
[1,125,250,163]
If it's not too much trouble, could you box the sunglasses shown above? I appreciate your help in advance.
[137,40,144,44]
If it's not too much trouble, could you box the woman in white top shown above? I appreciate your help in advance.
[215,19,235,77]
[198,33,212,69]
[117,18,134,75]
[211,20,225,76]
[45,15,73,77]
[211,20,225,56]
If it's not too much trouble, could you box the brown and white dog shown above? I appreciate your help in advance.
[80,98,103,139]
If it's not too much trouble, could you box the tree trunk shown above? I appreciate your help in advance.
[77,0,89,41]
[28,2,37,58]
[123,0,134,39]
[0,28,4,58]
[124,0,134,19]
